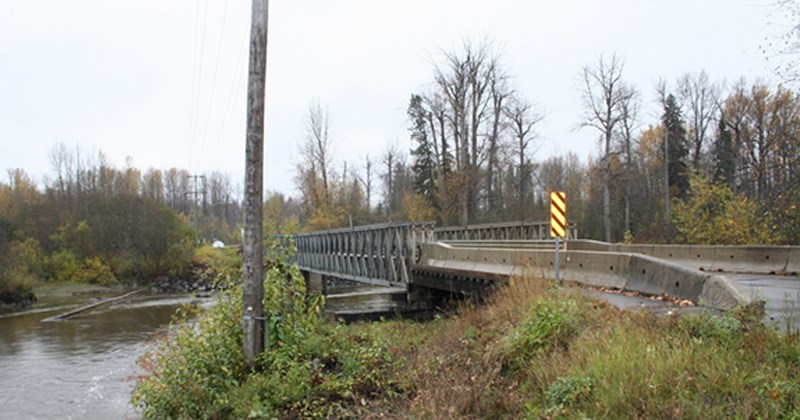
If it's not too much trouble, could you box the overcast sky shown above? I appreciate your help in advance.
[0,1,789,198]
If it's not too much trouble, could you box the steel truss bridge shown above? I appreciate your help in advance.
[286,221,799,314]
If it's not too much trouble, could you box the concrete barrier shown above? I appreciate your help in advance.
[569,240,797,275]
[622,254,706,303]
[699,275,753,310]
[703,246,790,274]
[562,250,629,290]
[417,242,754,310]
[787,248,800,275]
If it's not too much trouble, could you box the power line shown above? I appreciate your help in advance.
[212,28,249,172]
[198,0,231,166]
[188,0,210,173]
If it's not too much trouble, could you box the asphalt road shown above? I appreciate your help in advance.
[729,274,800,330]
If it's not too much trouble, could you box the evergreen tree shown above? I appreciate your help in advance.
[662,94,690,199]
[407,94,438,209]
[711,115,735,186]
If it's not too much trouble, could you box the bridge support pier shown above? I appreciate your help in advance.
[301,270,326,294]
[406,285,435,311]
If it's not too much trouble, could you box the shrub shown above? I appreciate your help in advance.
[0,238,41,304]
[542,375,594,414]
[132,286,245,418]
[503,299,580,370]
[132,242,400,419]
[673,175,777,245]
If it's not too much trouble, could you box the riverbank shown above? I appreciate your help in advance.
[132,273,800,418]
[0,283,35,308]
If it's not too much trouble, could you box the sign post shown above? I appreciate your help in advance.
[550,192,567,283]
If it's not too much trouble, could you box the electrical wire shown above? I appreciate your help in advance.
[212,27,249,174]
[188,0,209,173]
[197,0,230,166]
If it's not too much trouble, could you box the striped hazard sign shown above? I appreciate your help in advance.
[550,191,567,238]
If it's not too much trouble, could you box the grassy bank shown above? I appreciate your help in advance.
[133,266,800,418]
[372,280,800,418]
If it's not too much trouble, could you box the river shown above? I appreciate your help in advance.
[0,289,209,419]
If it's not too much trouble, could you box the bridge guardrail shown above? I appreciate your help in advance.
[289,222,435,286]
[434,221,578,241]
[440,240,566,251]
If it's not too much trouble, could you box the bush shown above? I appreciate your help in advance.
[0,238,41,304]
[132,243,400,419]
[132,286,245,418]
[673,175,777,244]
[503,299,580,370]
[44,250,117,285]
[80,257,117,286]
[542,375,594,414]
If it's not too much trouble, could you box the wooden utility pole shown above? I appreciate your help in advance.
[243,0,268,369]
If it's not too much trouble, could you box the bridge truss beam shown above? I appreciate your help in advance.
[292,222,435,287]
[433,221,578,241]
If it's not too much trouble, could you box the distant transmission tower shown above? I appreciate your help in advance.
[186,174,206,245]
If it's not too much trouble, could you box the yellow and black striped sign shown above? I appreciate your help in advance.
[550,191,567,238]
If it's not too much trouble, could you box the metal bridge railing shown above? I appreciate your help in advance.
[289,222,435,286]
[433,221,578,241]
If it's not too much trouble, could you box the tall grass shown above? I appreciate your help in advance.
[132,257,800,418]
[385,272,800,419]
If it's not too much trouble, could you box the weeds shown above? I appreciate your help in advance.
[133,257,800,419]
[540,375,594,416]
[132,242,400,419]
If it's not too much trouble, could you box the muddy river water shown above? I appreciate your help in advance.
[0,291,209,419]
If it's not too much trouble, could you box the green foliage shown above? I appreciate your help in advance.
[80,257,117,286]
[132,243,400,419]
[0,238,41,304]
[748,375,800,418]
[43,250,117,285]
[542,376,594,415]
[408,93,438,210]
[132,287,244,418]
[712,116,735,186]
[673,175,777,244]
[773,187,800,245]
[191,245,242,289]
[663,93,690,199]
[84,194,194,280]
[2,185,194,287]
[676,311,741,343]
[503,299,580,370]
[264,191,301,237]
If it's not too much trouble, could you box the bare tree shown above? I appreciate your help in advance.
[432,40,501,224]
[296,101,335,216]
[486,64,513,215]
[579,54,632,242]
[655,79,672,219]
[381,146,399,216]
[354,155,374,216]
[141,168,165,203]
[762,1,800,83]
[504,96,544,219]
[677,71,722,170]
[48,143,71,197]
[616,82,641,235]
